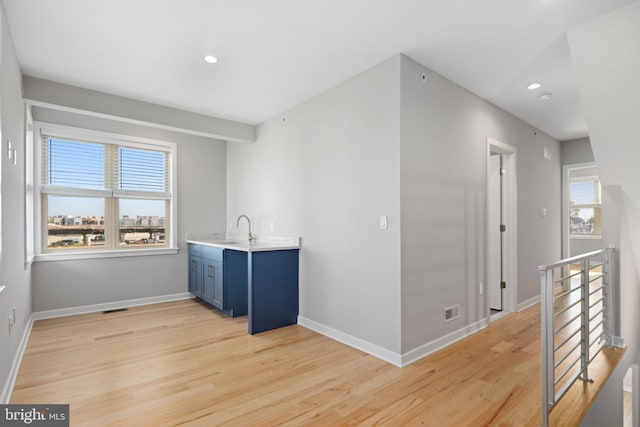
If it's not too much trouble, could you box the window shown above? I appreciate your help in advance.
[35,123,176,257]
[569,176,601,236]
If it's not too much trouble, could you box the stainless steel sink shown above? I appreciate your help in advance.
[213,240,245,245]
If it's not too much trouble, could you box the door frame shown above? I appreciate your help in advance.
[486,137,518,317]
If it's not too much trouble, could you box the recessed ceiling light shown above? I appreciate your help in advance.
[528,83,542,90]
[203,55,218,64]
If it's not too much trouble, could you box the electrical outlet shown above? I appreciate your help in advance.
[479,283,484,295]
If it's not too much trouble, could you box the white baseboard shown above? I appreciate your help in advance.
[517,295,540,311]
[32,292,193,320]
[400,318,490,366]
[298,316,491,368]
[297,316,403,367]
[1,315,34,404]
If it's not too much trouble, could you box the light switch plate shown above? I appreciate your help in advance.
[379,215,388,230]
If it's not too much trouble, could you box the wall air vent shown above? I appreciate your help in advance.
[103,308,128,314]
[444,304,460,323]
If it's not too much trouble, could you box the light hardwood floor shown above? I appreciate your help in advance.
[11,299,623,426]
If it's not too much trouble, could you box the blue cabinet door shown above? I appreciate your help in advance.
[224,250,248,317]
[203,258,223,309]
[188,255,202,297]
[248,249,299,334]
[212,260,224,310]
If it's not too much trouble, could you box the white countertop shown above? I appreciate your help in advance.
[186,234,300,252]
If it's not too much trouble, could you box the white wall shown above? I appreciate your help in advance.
[567,3,640,421]
[30,109,227,312]
[399,55,561,352]
[0,2,31,403]
[227,56,403,353]
[228,53,562,359]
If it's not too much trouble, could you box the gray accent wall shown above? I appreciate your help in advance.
[399,55,561,352]
[0,3,31,402]
[561,137,594,164]
[228,54,562,357]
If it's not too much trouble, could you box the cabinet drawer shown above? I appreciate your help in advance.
[202,245,224,262]
[188,244,201,257]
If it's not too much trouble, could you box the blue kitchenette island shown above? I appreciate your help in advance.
[186,236,299,335]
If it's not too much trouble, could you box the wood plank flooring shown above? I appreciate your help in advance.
[11,299,623,426]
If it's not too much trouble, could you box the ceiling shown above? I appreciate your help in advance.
[2,0,636,141]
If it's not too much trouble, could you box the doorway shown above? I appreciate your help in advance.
[489,153,503,312]
[487,138,517,318]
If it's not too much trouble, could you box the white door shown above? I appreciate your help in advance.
[489,153,503,311]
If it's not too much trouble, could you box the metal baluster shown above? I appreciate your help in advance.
[603,248,613,347]
[540,267,554,427]
[580,258,593,383]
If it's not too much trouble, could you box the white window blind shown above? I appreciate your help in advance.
[41,133,171,199]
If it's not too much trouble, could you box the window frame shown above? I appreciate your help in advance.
[33,122,178,261]
[568,175,602,239]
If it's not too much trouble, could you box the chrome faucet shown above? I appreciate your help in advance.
[236,215,254,243]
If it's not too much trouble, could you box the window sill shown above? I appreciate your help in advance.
[569,234,602,240]
[34,247,179,262]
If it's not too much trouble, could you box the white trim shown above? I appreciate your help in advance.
[562,162,600,258]
[517,294,541,311]
[37,122,176,151]
[297,316,403,367]
[33,120,179,256]
[632,364,639,427]
[40,185,112,197]
[25,106,35,266]
[1,315,34,404]
[298,316,490,368]
[570,234,602,240]
[24,99,250,143]
[490,310,509,322]
[486,137,518,316]
[32,292,192,320]
[34,247,179,262]
[400,318,490,366]
[624,365,634,393]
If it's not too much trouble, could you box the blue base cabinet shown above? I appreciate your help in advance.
[188,243,299,333]
[188,245,202,298]
[188,244,247,317]
[248,249,299,335]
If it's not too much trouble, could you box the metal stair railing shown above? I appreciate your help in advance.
[539,247,614,427]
